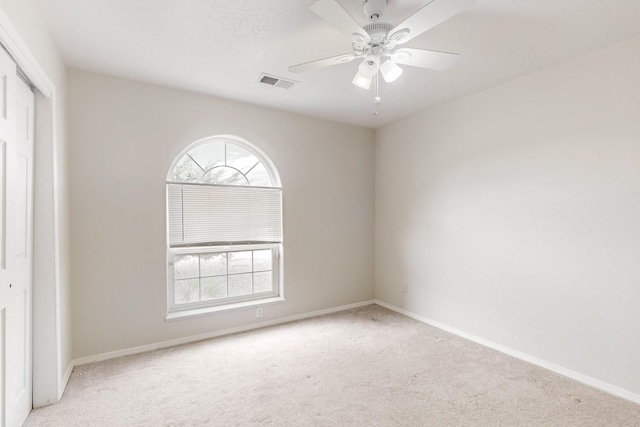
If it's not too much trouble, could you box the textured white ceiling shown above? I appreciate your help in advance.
[36,0,640,128]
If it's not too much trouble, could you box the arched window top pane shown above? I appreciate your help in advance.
[227,144,259,175]
[246,162,271,187]
[189,142,225,172]
[201,166,249,186]
[172,155,203,183]
[170,139,275,187]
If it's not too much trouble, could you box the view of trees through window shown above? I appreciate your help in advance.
[171,141,272,187]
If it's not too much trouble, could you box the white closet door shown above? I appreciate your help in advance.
[0,45,35,427]
[8,74,34,427]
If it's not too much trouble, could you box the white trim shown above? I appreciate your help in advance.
[374,300,640,405]
[166,296,286,321]
[51,88,63,401]
[72,300,376,366]
[0,8,53,97]
[169,243,278,255]
[58,361,73,400]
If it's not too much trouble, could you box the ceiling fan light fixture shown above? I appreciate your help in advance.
[380,59,403,82]
[352,71,373,89]
[358,57,380,78]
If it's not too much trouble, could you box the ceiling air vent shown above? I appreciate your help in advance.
[259,73,297,90]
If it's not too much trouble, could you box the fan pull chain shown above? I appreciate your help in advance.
[373,73,381,116]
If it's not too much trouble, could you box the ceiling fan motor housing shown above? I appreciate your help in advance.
[364,22,393,43]
[363,0,388,21]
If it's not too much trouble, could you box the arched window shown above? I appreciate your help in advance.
[166,136,283,317]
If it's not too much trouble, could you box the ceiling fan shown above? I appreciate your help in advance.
[289,0,476,92]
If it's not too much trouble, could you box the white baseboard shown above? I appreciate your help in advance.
[375,299,640,405]
[71,300,376,367]
[59,362,74,400]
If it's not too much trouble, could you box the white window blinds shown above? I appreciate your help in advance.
[167,183,282,246]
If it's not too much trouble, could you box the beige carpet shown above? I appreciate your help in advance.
[26,305,640,426]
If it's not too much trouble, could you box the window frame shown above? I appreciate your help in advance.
[165,135,284,320]
[167,243,282,314]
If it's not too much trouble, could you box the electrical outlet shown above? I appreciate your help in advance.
[256,307,263,318]
[402,282,408,293]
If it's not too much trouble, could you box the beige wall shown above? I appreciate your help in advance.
[375,34,640,396]
[0,0,71,405]
[68,69,375,358]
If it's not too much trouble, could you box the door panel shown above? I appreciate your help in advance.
[0,46,35,427]
[13,156,27,258]
[12,290,27,397]
[0,141,5,270]
[0,308,4,424]
[0,71,6,120]
[7,71,34,427]
[0,45,15,427]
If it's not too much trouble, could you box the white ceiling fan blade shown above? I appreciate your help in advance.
[310,0,371,42]
[388,0,476,45]
[289,53,359,73]
[392,48,459,71]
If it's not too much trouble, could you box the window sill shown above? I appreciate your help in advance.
[165,296,286,321]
